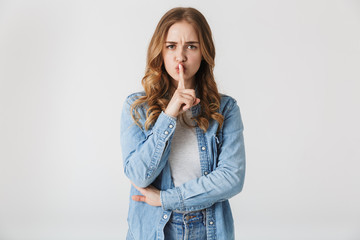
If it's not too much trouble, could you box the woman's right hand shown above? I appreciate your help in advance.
[165,64,201,118]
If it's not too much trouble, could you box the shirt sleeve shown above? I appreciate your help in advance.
[120,95,177,188]
[160,99,246,212]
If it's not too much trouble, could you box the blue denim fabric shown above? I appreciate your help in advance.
[164,210,206,240]
[121,91,246,240]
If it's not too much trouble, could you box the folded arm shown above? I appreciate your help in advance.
[160,100,246,212]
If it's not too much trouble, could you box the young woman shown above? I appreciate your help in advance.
[120,7,246,240]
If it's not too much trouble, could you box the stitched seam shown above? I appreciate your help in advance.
[176,187,185,211]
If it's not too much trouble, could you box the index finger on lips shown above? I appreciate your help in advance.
[178,64,185,89]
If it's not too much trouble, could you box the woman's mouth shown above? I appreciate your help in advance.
[176,65,186,73]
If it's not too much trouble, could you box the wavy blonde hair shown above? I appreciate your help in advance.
[131,7,224,132]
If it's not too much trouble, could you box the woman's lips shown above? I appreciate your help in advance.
[176,65,186,73]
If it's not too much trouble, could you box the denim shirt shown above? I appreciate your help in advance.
[120,91,246,240]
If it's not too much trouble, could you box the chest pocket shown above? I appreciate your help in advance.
[212,133,223,170]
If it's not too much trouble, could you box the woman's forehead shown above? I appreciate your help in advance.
[165,21,199,41]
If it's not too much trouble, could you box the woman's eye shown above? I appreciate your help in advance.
[166,45,175,49]
[188,45,197,50]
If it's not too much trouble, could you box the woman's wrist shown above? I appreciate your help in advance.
[164,109,178,119]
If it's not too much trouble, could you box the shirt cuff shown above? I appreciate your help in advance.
[152,111,177,140]
[160,187,184,211]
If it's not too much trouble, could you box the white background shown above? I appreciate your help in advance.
[1,0,360,239]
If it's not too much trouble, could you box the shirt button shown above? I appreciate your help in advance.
[201,146,206,151]
[169,124,173,128]
[163,214,168,219]
[204,171,208,175]
[164,131,169,135]
[209,221,214,225]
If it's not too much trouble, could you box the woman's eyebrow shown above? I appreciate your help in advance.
[165,41,200,44]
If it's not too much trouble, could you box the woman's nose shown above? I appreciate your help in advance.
[175,48,187,62]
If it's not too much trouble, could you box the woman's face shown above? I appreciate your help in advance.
[162,21,202,89]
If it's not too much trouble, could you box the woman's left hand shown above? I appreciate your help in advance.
[131,182,162,207]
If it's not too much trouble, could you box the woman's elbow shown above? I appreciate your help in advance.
[123,165,152,188]
[234,179,245,195]
[228,171,245,197]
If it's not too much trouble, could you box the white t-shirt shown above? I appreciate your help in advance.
[168,109,202,187]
